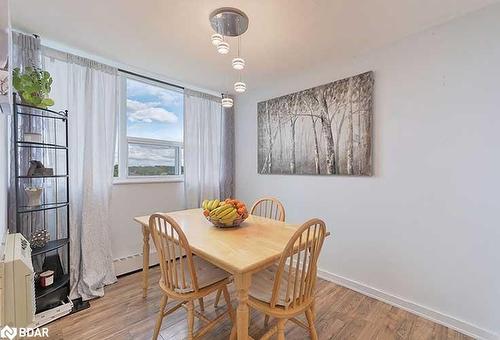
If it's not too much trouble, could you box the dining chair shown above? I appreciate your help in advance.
[214,197,287,309]
[149,213,235,340]
[250,197,286,222]
[245,218,327,340]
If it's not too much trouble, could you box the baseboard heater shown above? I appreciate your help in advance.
[113,251,160,276]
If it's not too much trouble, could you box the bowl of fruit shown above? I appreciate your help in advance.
[202,198,249,228]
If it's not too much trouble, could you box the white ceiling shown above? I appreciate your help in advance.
[11,0,498,94]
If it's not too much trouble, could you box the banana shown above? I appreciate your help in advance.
[206,199,216,210]
[215,204,234,217]
[202,200,209,209]
[210,204,225,216]
[218,206,236,219]
[220,210,238,224]
[211,199,220,210]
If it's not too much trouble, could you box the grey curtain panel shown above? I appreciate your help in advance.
[8,32,43,239]
[219,99,235,199]
[184,89,234,208]
[43,47,118,300]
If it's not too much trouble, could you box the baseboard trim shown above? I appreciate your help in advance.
[113,251,160,276]
[317,269,498,340]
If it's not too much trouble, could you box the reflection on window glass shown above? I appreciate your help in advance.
[114,75,184,178]
[128,143,177,176]
[126,78,183,142]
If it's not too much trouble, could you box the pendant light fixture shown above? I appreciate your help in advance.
[232,58,245,70]
[217,40,230,54]
[211,33,223,46]
[234,81,246,93]
[209,7,249,106]
[232,36,245,70]
[221,95,233,108]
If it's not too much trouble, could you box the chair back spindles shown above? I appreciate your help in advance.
[251,197,286,222]
[149,213,199,294]
[270,219,326,310]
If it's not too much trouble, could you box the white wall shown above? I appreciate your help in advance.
[235,5,500,339]
[109,182,184,261]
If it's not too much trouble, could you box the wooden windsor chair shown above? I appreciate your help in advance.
[149,213,235,340]
[241,218,327,340]
[250,197,286,222]
[213,197,287,309]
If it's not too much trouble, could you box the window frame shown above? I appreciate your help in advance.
[114,71,184,184]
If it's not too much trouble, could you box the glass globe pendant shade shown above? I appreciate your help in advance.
[234,82,246,93]
[232,57,245,70]
[211,34,223,46]
[217,41,230,54]
[221,97,233,108]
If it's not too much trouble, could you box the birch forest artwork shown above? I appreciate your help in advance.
[257,71,374,176]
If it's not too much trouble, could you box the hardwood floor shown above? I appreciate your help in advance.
[44,267,472,340]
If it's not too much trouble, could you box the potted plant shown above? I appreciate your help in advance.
[12,66,55,108]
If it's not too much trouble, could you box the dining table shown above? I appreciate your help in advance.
[134,208,323,340]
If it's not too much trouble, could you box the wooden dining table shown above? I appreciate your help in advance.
[134,208,315,340]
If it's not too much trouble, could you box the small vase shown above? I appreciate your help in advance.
[25,186,43,206]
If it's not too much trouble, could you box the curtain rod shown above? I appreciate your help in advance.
[118,68,184,90]
[13,29,223,97]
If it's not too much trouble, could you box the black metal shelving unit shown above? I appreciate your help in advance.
[13,93,71,314]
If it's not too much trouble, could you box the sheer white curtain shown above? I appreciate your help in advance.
[184,89,233,208]
[43,48,117,300]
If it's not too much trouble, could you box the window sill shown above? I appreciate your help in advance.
[113,176,184,185]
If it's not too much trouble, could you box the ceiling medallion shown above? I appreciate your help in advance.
[209,7,248,106]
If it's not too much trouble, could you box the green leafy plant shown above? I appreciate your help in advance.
[12,66,55,108]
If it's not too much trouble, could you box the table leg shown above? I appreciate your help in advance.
[142,224,150,298]
[234,272,251,340]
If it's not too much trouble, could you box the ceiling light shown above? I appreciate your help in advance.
[234,82,246,93]
[217,41,230,54]
[232,58,245,70]
[221,97,233,108]
[211,34,223,46]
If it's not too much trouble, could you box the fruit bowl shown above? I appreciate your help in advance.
[202,198,249,228]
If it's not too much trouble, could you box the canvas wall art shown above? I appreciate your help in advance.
[257,71,374,176]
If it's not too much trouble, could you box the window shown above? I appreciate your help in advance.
[115,72,184,182]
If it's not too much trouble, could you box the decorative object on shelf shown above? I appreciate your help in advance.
[24,185,43,207]
[209,7,248,105]
[258,71,375,176]
[24,132,43,143]
[27,160,54,177]
[42,253,64,279]
[202,198,249,228]
[30,229,50,248]
[39,270,55,288]
[12,66,54,108]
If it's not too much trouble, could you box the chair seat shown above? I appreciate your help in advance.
[170,255,231,293]
[249,264,297,307]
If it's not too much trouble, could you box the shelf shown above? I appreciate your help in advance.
[17,202,69,214]
[36,274,70,300]
[17,174,68,179]
[16,102,67,120]
[32,238,69,256]
[16,141,68,150]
